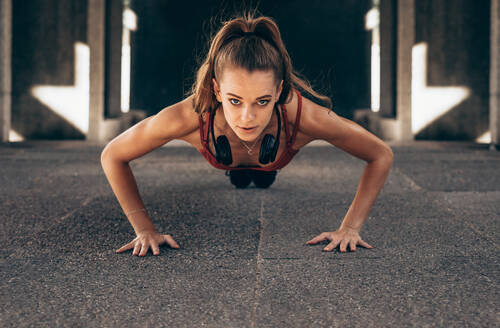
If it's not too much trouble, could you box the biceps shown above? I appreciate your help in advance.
[102,116,169,162]
[102,97,198,162]
[312,112,391,162]
[330,121,390,162]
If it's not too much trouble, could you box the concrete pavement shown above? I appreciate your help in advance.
[0,140,498,327]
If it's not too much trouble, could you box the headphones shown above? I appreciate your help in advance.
[210,104,281,166]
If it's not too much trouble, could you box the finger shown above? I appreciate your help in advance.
[139,242,149,256]
[358,239,374,249]
[323,240,340,252]
[164,234,180,249]
[349,240,357,252]
[306,232,328,245]
[339,240,348,253]
[132,242,141,256]
[116,241,134,253]
[151,242,160,256]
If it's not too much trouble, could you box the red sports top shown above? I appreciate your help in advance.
[197,88,303,171]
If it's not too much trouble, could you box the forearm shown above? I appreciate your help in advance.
[101,157,156,234]
[339,156,393,232]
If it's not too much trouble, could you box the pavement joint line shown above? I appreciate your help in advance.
[34,196,95,234]
[439,201,500,250]
[395,166,500,250]
[453,241,498,283]
[54,196,94,224]
[393,167,423,191]
[250,198,266,328]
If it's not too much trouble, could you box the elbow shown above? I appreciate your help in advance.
[371,145,393,167]
[100,143,116,169]
[100,147,110,170]
[381,146,394,168]
[100,142,129,170]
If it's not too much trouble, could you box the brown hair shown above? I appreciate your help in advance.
[190,13,332,114]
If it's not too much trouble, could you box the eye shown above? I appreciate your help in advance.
[229,98,240,105]
[257,100,270,106]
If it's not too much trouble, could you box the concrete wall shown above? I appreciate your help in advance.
[491,0,500,148]
[11,0,87,139]
[130,0,372,119]
[0,0,12,142]
[413,0,490,140]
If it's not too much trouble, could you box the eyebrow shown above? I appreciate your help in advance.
[226,92,272,100]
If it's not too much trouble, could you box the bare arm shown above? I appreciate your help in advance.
[300,97,394,252]
[100,95,198,255]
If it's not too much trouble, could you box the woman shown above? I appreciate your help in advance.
[101,14,394,257]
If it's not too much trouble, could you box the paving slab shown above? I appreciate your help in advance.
[254,253,497,328]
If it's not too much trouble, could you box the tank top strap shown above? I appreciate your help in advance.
[280,105,291,144]
[198,113,210,147]
[289,89,302,147]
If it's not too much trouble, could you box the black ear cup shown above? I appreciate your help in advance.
[214,135,233,165]
[258,134,276,164]
[258,104,281,164]
[210,109,233,165]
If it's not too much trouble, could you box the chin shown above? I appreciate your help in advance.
[233,126,263,141]
[236,131,262,142]
[236,133,256,142]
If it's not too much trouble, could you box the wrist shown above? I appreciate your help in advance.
[339,223,361,233]
[125,208,156,235]
[133,224,156,235]
[135,228,157,236]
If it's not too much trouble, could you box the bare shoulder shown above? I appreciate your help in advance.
[296,92,393,162]
[296,92,345,140]
[152,94,199,139]
[280,88,335,147]
[102,95,200,162]
[282,88,333,129]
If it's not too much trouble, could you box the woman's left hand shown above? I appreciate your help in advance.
[305,227,374,252]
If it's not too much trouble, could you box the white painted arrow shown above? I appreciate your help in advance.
[411,42,470,134]
[31,42,90,134]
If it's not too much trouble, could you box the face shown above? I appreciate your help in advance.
[213,66,283,142]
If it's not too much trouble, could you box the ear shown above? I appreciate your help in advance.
[212,78,222,102]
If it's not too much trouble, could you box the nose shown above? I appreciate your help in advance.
[240,105,256,122]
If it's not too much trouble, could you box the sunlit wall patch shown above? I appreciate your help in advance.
[30,42,90,134]
[411,42,471,135]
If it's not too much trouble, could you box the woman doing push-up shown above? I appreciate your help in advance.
[101,14,394,257]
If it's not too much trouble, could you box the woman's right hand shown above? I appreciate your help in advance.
[116,230,180,256]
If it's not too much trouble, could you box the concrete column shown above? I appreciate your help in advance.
[396,0,414,141]
[88,0,126,142]
[87,0,106,141]
[105,0,123,118]
[0,0,11,142]
[379,0,396,118]
[491,0,500,150]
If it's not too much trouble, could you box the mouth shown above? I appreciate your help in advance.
[238,126,258,133]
